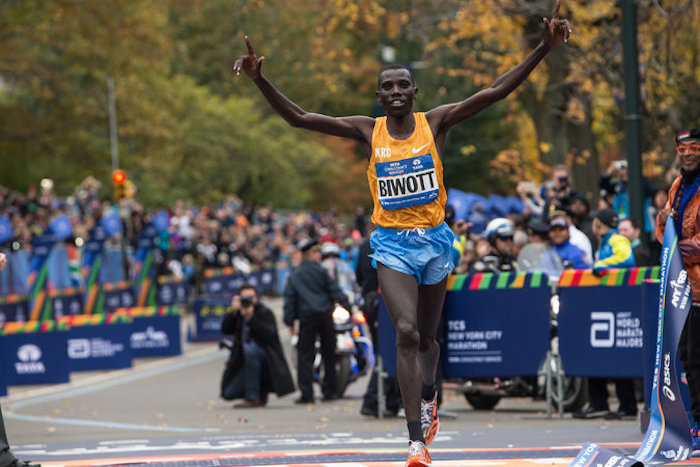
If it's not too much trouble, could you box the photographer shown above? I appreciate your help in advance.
[220,284,295,408]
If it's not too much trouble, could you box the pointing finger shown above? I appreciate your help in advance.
[552,0,561,19]
[245,35,255,57]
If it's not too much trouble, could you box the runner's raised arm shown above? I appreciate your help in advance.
[233,36,374,146]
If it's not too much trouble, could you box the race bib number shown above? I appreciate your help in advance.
[376,154,439,210]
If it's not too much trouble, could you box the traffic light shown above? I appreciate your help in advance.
[113,169,126,200]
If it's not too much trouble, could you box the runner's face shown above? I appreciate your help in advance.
[377,69,416,117]
[677,139,700,172]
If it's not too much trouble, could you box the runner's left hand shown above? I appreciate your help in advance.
[543,0,571,47]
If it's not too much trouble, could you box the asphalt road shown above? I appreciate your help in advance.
[0,297,686,465]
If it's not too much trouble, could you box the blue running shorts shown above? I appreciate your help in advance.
[369,222,455,286]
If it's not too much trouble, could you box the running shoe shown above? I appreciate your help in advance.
[405,440,432,467]
[421,391,439,445]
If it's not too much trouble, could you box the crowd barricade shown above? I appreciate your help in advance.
[102,281,136,314]
[0,294,29,322]
[203,267,276,298]
[113,306,182,358]
[557,267,660,378]
[193,297,231,341]
[1,320,71,386]
[48,286,84,320]
[57,314,134,372]
[378,272,551,378]
[156,275,190,306]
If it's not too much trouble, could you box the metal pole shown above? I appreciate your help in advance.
[621,0,646,246]
[108,75,119,172]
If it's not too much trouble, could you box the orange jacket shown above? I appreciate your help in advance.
[656,176,700,303]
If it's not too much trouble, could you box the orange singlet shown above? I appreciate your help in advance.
[367,113,447,230]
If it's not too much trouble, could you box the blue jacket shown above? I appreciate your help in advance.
[593,230,635,273]
[553,241,590,270]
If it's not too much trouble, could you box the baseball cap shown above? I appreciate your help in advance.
[298,238,319,253]
[594,208,619,229]
[676,128,700,143]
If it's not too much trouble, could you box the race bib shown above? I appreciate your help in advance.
[376,154,439,210]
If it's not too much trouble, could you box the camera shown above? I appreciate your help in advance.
[557,176,569,187]
[240,296,253,308]
[615,160,627,170]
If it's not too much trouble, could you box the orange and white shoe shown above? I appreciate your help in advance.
[405,440,432,467]
[421,391,439,445]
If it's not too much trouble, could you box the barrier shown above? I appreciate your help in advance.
[204,267,276,297]
[103,282,136,314]
[1,320,70,386]
[0,294,29,322]
[58,314,134,371]
[193,297,231,341]
[113,306,182,357]
[557,267,659,378]
[378,272,551,378]
[49,287,84,320]
[157,276,189,306]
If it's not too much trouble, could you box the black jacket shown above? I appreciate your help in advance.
[220,303,295,399]
[283,259,350,326]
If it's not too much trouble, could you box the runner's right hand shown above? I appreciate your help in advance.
[233,36,265,80]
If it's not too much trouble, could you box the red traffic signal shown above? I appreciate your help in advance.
[112,169,126,184]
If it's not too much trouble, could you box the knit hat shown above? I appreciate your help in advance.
[594,208,619,229]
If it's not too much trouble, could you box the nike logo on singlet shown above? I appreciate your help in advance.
[412,142,430,154]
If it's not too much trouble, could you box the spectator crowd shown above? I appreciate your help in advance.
[0,158,674,298]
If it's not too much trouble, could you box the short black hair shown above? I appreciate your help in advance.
[237,283,257,296]
[378,64,415,88]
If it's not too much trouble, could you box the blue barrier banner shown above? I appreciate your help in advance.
[66,322,133,371]
[157,277,189,306]
[557,267,660,378]
[572,218,693,465]
[194,297,231,341]
[129,315,181,357]
[0,336,6,396]
[2,329,70,386]
[50,289,84,319]
[0,296,29,323]
[204,268,276,297]
[378,272,551,378]
[103,283,136,314]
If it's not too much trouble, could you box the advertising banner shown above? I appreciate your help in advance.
[557,267,659,378]
[193,297,231,341]
[378,272,551,378]
[114,307,182,357]
[204,268,275,297]
[571,218,692,465]
[157,276,189,306]
[0,294,29,323]
[102,282,136,314]
[133,223,158,307]
[1,320,70,386]
[59,314,133,371]
[50,287,84,319]
[27,233,58,321]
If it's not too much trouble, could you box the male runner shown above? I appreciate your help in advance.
[234,4,570,464]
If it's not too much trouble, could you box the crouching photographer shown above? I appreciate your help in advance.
[220,283,295,408]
